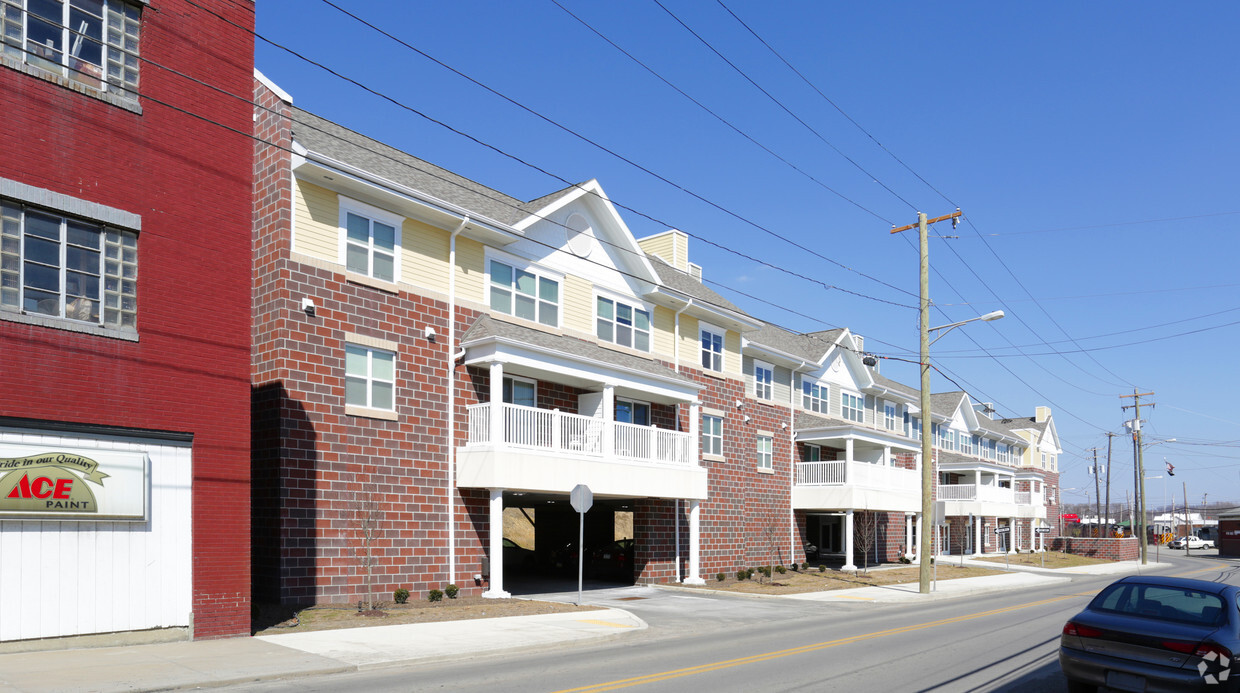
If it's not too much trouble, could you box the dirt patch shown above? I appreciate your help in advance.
[253,597,601,636]
[973,552,1112,569]
[681,564,1004,595]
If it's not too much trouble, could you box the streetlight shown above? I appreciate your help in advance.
[893,209,1006,595]
[929,311,1005,345]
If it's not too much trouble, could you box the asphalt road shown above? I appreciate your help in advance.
[229,553,1240,693]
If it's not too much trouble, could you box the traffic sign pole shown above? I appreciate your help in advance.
[570,485,593,606]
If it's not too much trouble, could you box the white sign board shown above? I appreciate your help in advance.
[0,443,148,521]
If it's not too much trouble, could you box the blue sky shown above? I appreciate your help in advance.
[255,1,1240,510]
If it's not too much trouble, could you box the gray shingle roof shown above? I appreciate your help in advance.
[745,324,822,362]
[647,256,746,315]
[872,371,918,398]
[291,108,538,225]
[460,315,693,385]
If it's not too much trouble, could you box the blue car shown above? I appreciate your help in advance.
[1061,575,1240,692]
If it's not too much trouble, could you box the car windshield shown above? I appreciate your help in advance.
[1092,583,1227,626]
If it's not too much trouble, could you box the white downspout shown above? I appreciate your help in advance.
[447,216,469,586]
[673,299,693,582]
[789,370,797,565]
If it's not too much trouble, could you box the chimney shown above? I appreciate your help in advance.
[1035,406,1051,423]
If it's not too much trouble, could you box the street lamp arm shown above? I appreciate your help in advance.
[928,311,1005,346]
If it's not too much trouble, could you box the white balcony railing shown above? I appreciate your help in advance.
[795,460,919,492]
[937,484,1016,504]
[465,402,693,466]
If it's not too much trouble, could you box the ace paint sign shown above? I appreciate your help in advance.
[0,443,148,521]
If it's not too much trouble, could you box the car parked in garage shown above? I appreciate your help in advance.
[1060,575,1240,692]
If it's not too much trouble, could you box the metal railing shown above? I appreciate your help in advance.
[465,402,692,466]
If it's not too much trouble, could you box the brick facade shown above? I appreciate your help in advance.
[1050,537,1139,561]
[0,0,255,639]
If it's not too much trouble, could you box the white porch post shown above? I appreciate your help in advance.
[602,384,615,458]
[914,513,923,562]
[1010,517,1017,553]
[689,401,700,462]
[883,445,892,466]
[906,513,914,558]
[483,488,509,598]
[845,438,855,463]
[842,509,857,570]
[974,514,984,556]
[685,500,704,585]
[489,362,504,445]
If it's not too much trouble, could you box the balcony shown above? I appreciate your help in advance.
[938,484,1045,519]
[458,402,706,499]
[793,460,920,513]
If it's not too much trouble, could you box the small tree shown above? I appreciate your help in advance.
[758,508,785,583]
[854,509,879,575]
[351,486,386,611]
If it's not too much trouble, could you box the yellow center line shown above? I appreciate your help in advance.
[552,593,1085,693]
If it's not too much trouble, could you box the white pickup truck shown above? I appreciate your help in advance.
[1168,535,1214,550]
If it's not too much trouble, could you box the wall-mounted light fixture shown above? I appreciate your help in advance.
[425,326,437,342]
[735,400,743,408]
[301,297,315,317]
[743,415,751,423]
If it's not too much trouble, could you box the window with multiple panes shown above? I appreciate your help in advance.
[596,296,650,351]
[959,433,973,456]
[756,435,773,470]
[1,200,136,328]
[700,326,723,372]
[345,344,395,411]
[342,203,398,283]
[502,376,536,407]
[905,412,922,440]
[490,259,559,327]
[802,379,828,413]
[753,361,773,400]
[1,0,141,98]
[841,391,863,423]
[615,398,650,426]
[884,402,898,430]
[702,414,722,456]
[998,443,1011,465]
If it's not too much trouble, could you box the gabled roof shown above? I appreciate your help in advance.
[290,108,531,226]
[647,256,744,314]
[744,324,822,363]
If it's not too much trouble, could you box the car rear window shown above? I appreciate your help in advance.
[1093,583,1227,626]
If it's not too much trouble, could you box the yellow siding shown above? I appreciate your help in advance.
[402,218,449,295]
[563,275,593,333]
[678,315,700,369]
[455,237,486,305]
[724,329,741,375]
[637,234,675,268]
[295,180,339,263]
[651,305,675,359]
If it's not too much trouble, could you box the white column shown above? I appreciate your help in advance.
[602,384,615,458]
[845,438,855,463]
[689,401,700,463]
[685,500,704,585]
[974,514,984,556]
[842,510,857,570]
[906,513,914,558]
[489,362,504,445]
[914,513,923,563]
[483,488,509,598]
[883,445,892,466]
[1010,517,1017,553]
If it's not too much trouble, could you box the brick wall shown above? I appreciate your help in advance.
[1,0,255,639]
[1050,537,1139,561]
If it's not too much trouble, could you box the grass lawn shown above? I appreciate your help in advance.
[973,552,1113,568]
[682,564,1004,595]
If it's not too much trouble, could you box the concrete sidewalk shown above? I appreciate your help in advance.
[0,559,1174,693]
[0,607,645,693]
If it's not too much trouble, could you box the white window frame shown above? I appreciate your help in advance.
[700,323,725,372]
[595,292,652,352]
[486,250,561,328]
[802,378,828,414]
[883,401,898,431]
[345,343,396,411]
[804,443,821,462]
[502,375,537,408]
[841,390,863,423]
[702,414,723,457]
[753,360,774,401]
[338,196,402,284]
[615,397,651,426]
[756,435,773,471]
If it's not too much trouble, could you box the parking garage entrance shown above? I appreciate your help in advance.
[502,492,636,594]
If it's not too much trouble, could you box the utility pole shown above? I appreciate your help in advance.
[891,209,961,595]
[1183,481,1190,555]
[1121,390,1155,564]
[1104,433,1115,537]
[1090,448,1102,537]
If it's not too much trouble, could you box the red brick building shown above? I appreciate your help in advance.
[0,0,254,642]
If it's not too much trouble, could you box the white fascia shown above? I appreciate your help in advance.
[795,425,920,452]
[741,339,815,372]
[650,287,763,333]
[295,148,518,243]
